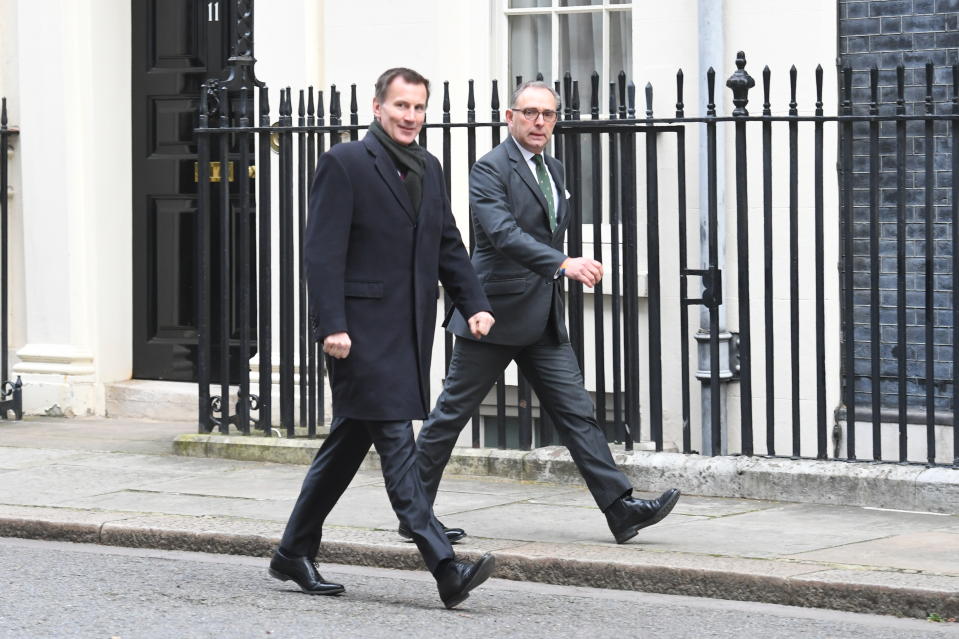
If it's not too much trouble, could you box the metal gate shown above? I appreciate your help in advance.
[195,52,959,468]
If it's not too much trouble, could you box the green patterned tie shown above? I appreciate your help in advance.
[532,154,557,231]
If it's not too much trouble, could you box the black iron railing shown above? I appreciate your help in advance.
[0,97,21,421]
[195,52,959,468]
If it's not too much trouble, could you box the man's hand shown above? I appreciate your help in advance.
[563,257,604,288]
[323,332,352,359]
[467,311,495,339]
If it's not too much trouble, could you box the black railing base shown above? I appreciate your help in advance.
[206,391,259,435]
[0,376,23,420]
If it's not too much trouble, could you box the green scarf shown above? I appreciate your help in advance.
[369,119,426,214]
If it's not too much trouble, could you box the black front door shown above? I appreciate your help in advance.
[132,0,238,381]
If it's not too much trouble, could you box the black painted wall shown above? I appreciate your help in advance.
[839,0,957,417]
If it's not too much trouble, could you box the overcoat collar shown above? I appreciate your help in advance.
[363,133,417,224]
[505,136,568,239]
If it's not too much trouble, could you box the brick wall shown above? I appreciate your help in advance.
[839,0,957,416]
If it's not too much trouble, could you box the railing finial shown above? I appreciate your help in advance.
[726,51,754,117]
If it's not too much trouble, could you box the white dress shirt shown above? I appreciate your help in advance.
[512,137,560,220]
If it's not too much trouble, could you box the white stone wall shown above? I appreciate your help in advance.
[5,0,131,416]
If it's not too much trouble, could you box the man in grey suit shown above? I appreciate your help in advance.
[403,80,680,546]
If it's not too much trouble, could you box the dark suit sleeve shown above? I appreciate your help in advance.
[436,164,492,321]
[469,157,567,278]
[305,151,352,341]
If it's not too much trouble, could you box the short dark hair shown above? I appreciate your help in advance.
[374,67,431,104]
[510,80,560,109]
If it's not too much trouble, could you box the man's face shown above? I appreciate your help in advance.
[506,87,557,155]
[372,77,427,145]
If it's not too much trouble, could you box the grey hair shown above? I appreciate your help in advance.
[510,80,560,109]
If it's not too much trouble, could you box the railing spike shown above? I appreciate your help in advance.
[618,71,627,118]
[676,69,685,118]
[841,67,853,114]
[572,80,580,119]
[239,87,249,126]
[762,65,771,116]
[332,86,342,122]
[591,71,600,118]
[815,65,823,116]
[706,67,716,116]
[258,86,269,126]
[219,85,231,125]
[199,83,209,127]
[789,65,798,115]
[896,65,905,114]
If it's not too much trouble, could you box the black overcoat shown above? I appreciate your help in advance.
[305,134,490,421]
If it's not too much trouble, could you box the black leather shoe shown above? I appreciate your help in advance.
[436,553,496,609]
[269,549,345,595]
[398,521,467,544]
[604,488,681,544]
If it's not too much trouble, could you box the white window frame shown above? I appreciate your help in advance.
[496,0,634,118]
[492,1,638,273]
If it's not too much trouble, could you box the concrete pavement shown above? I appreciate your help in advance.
[0,416,957,621]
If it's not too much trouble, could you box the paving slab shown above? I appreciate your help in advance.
[641,502,959,559]
[62,489,296,523]
[0,465,191,506]
[138,465,380,501]
[789,531,959,575]
[0,447,89,469]
[47,450,242,474]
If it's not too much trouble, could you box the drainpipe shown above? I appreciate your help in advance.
[696,0,733,455]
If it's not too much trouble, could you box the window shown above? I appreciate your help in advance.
[505,0,633,113]
[503,2,632,224]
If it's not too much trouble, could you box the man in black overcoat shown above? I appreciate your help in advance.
[269,68,496,610]
[408,81,681,546]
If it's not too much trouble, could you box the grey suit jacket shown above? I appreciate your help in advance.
[446,137,571,346]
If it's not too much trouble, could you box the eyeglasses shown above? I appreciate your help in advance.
[511,108,558,123]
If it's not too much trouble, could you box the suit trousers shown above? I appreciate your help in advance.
[279,417,453,573]
[416,335,633,511]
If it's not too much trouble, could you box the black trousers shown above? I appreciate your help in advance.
[416,335,632,512]
[279,417,453,572]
